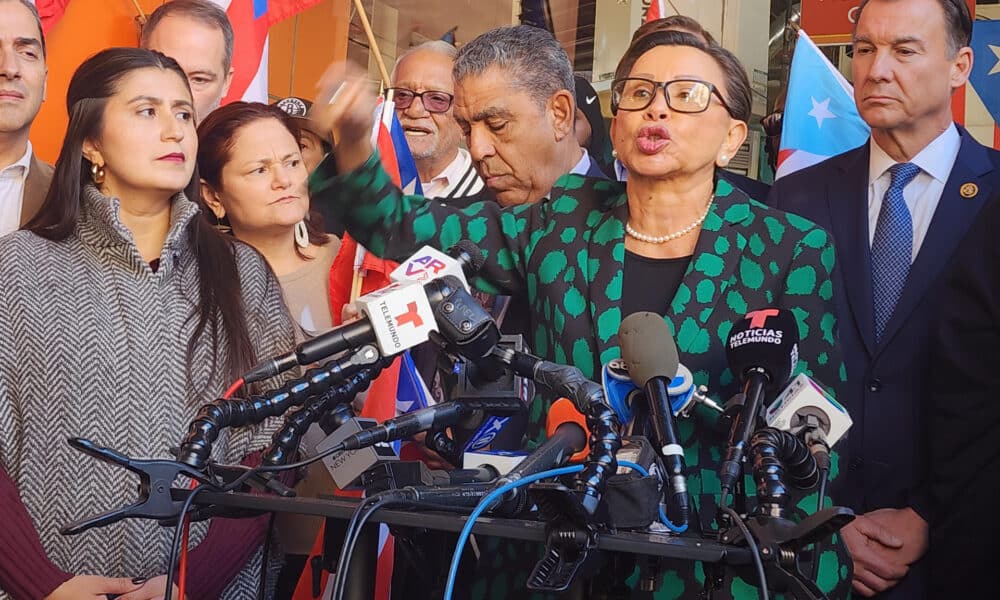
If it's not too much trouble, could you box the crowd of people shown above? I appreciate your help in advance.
[0,0,998,599]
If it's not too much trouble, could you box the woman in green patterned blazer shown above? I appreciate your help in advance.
[312,30,851,600]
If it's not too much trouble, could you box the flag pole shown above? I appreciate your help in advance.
[348,0,396,301]
[351,0,392,88]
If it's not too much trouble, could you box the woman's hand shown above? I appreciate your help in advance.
[43,575,141,600]
[313,61,377,173]
[114,575,184,600]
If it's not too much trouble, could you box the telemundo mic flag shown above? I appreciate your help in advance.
[776,30,870,179]
[968,20,1000,149]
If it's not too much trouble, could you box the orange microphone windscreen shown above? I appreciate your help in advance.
[546,398,590,463]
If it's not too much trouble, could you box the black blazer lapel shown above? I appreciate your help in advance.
[878,130,996,349]
[827,145,878,357]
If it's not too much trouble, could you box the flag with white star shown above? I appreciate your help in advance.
[776,30,870,179]
[967,20,1000,149]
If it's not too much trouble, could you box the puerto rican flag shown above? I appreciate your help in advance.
[213,0,321,103]
[965,20,1000,150]
[645,0,666,23]
[775,30,870,179]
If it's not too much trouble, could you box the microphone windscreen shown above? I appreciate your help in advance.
[448,239,486,276]
[545,398,590,462]
[618,311,680,387]
[725,308,800,388]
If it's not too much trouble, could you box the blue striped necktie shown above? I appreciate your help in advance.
[871,162,921,342]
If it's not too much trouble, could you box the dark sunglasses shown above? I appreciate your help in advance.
[387,87,454,113]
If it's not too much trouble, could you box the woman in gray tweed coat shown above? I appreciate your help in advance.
[0,49,296,600]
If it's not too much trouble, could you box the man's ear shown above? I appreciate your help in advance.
[221,66,235,100]
[200,178,226,219]
[549,89,576,142]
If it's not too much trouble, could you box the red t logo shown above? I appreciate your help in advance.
[395,302,424,328]
[745,309,779,328]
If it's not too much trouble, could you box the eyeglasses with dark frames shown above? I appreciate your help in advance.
[386,87,454,113]
[611,77,734,117]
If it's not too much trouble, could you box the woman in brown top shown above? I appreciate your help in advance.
[196,101,343,594]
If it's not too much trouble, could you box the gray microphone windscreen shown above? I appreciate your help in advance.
[618,311,680,387]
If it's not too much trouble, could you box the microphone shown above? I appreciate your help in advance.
[601,360,722,428]
[243,242,481,384]
[329,397,523,454]
[766,373,853,471]
[492,398,588,491]
[618,312,689,524]
[381,399,588,514]
[390,240,484,292]
[718,308,800,498]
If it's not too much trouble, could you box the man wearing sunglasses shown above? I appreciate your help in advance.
[389,41,484,201]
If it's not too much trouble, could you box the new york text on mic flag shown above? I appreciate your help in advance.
[775,29,870,179]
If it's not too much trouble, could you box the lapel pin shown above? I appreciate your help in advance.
[960,183,978,199]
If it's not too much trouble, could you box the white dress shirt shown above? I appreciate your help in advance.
[0,142,33,237]
[867,125,961,261]
[421,148,484,199]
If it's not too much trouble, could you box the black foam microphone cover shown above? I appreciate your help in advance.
[618,311,680,386]
[448,239,486,277]
[725,308,800,389]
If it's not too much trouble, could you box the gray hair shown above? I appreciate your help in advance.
[2,0,45,57]
[140,0,234,72]
[391,40,458,81]
[454,25,574,108]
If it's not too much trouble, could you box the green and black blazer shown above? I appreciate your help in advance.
[312,154,851,598]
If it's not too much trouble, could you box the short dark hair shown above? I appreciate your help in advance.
[140,0,234,71]
[614,30,752,123]
[2,0,46,58]
[855,0,972,56]
[631,15,717,46]
[454,25,574,109]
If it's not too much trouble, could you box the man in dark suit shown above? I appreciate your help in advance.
[1,0,51,237]
[927,188,1000,596]
[767,0,1000,597]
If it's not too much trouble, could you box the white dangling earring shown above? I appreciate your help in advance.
[294,220,309,249]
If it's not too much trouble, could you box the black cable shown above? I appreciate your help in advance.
[163,484,208,598]
[719,492,769,600]
[332,495,397,600]
[810,468,831,581]
[257,513,276,600]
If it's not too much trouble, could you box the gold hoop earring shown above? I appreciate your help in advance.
[90,163,106,185]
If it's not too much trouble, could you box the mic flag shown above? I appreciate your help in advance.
[725,308,800,391]
[547,398,590,463]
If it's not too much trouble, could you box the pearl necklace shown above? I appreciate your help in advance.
[626,194,714,244]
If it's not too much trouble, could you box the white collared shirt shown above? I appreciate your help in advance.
[422,148,484,199]
[867,125,961,261]
[0,142,33,237]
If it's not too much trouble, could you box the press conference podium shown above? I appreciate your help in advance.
[194,490,754,600]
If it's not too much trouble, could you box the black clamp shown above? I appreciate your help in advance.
[720,506,855,600]
[526,526,598,592]
[59,437,289,536]
[59,438,214,535]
